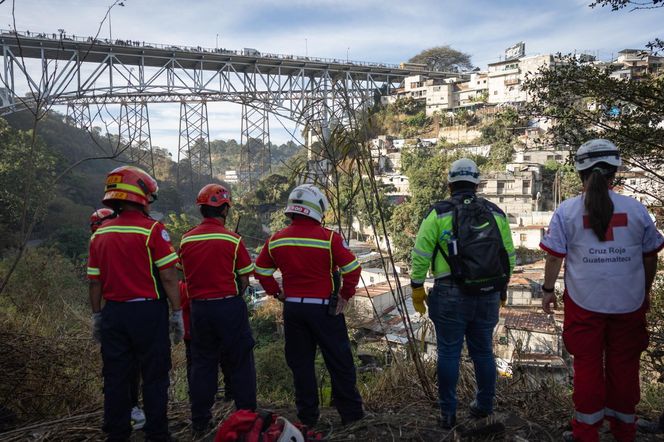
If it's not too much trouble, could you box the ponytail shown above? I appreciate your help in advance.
[580,164,616,242]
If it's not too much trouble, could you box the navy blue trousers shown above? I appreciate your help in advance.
[100,300,171,441]
[185,340,233,400]
[190,296,256,427]
[283,303,364,425]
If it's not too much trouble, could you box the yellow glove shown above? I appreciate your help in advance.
[412,286,427,315]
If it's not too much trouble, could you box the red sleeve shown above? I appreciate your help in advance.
[235,239,254,276]
[86,237,101,280]
[149,222,179,270]
[255,238,281,296]
[331,232,361,300]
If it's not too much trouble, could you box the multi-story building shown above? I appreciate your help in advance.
[487,54,560,105]
[610,49,664,80]
[478,167,543,221]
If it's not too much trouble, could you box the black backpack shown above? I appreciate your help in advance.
[433,195,510,295]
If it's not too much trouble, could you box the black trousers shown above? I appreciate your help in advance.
[283,302,364,425]
[100,300,171,441]
[129,364,140,408]
[190,296,256,427]
[185,340,233,400]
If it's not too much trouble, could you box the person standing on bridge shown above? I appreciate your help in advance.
[540,139,663,442]
[254,184,364,428]
[178,184,256,437]
[87,166,184,441]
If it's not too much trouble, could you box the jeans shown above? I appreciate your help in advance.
[427,280,500,418]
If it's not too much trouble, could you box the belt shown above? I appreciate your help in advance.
[285,297,329,305]
[125,298,155,302]
[192,295,237,302]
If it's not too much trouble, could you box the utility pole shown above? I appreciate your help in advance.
[305,38,308,57]
[216,33,219,49]
[108,0,125,42]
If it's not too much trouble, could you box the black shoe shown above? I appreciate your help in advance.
[469,404,491,419]
[438,414,457,430]
[191,421,212,439]
[341,412,366,426]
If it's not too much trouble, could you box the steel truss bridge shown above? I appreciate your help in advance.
[0,30,459,187]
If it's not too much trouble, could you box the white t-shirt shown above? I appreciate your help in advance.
[541,190,664,314]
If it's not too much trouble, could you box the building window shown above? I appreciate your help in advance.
[497,182,504,194]
[520,234,527,242]
[523,155,531,161]
[499,197,504,202]
[494,91,498,95]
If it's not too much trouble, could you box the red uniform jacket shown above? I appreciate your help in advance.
[179,217,254,299]
[87,210,179,301]
[255,217,361,300]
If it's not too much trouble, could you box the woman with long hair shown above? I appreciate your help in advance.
[540,139,663,442]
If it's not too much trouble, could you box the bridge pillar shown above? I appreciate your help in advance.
[119,101,155,175]
[239,102,271,189]
[66,103,92,131]
[177,101,212,190]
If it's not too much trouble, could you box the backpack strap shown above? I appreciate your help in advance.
[430,196,464,275]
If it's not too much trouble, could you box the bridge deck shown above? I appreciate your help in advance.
[0,31,463,82]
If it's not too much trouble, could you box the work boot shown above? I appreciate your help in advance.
[562,430,576,441]
[468,400,491,419]
[438,414,457,430]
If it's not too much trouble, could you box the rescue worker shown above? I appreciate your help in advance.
[87,166,184,441]
[540,139,663,442]
[90,208,146,431]
[178,184,256,436]
[254,184,365,427]
[410,158,515,429]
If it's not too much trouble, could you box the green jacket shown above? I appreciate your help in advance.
[410,193,516,285]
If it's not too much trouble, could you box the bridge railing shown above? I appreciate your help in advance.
[0,29,401,70]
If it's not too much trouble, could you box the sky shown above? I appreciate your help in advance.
[1,0,663,154]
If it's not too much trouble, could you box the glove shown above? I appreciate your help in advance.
[169,310,185,344]
[91,312,102,344]
[412,286,427,315]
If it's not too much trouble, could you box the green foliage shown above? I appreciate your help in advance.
[391,97,423,116]
[0,247,88,332]
[0,118,57,250]
[542,160,582,204]
[408,45,474,72]
[164,212,198,246]
[488,140,515,166]
[404,111,431,129]
[522,55,664,204]
[254,340,294,405]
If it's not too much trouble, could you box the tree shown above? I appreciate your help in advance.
[408,46,473,72]
[522,57,664,205]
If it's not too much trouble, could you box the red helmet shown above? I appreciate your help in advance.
[102,166,158,208]
[196,184,231,207]
[90,208,115,233]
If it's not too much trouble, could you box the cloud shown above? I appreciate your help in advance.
[5,0,662,154]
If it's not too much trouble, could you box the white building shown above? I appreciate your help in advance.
[487,54,560,105]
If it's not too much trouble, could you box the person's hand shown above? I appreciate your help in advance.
[169,310,184,344]
[335,297,348,315]
[412,286,427,315]
[541,291,558,314]
[91,312,102,344]
[274,291,286,303]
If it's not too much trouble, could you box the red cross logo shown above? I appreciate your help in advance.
[583,213,628,241]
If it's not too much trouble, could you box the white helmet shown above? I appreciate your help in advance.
[574,139,621,171]
[285,184,329,223]
[448,158,480,184]
[276,417,304,442]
